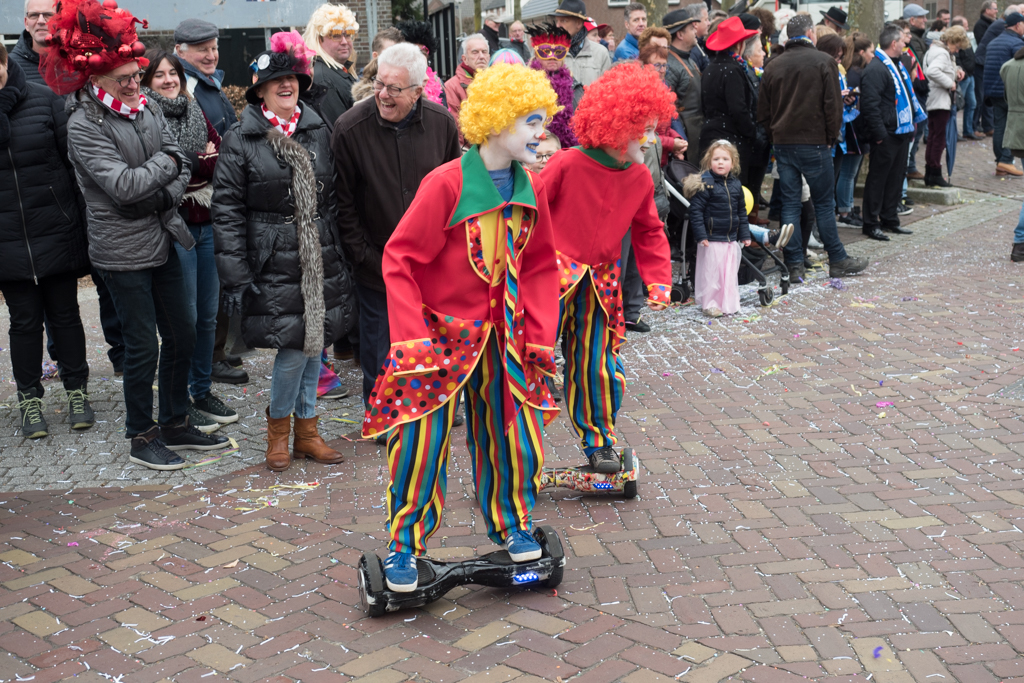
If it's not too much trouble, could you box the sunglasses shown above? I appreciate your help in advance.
[535,44,568,60]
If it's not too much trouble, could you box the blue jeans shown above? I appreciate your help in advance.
[749,225,769,244]
[97,249,195,437]
[173,223,219,400]
[961,75,977,136]
[269,349,320,419]
[908,120,927,173]
[1015,203,1024,243]
[835,154,863,214]
[356,283,390,406]
[773,144,849,265]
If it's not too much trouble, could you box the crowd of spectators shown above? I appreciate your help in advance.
[3,0,1021,469]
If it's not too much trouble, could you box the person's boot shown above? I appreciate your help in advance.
[925,166,951,188]
[17,387,48,439]
[749,204,770,226]
[65,385,94,430]
[1012,242,1024,262]
[211,360,249,385]
[293,416,345,464]
[265,408,292,472]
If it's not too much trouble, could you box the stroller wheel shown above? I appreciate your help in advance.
[758,287,775,307]
[780,280,790,295]
[671,282,691,303]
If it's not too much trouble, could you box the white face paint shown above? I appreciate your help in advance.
[624,123,658,165]
[488,107,549,165]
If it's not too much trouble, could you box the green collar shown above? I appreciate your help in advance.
[575,146,632,169]
[449,146,537,227]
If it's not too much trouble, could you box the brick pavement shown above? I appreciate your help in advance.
[1,140,1024,681]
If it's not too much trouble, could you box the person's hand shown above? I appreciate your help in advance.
[221,282,260,318]
[841,88,850,97]
[673,138,688,154]
[112,188,174,219]
[648,301,668,311]
[742,239,751,247]
[844,94,857,105]
[700,239,709,247]
[950,82,956,92]
[204,141,216,154]
[957,68,965,81]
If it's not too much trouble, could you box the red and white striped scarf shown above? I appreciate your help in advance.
[262,103,301,137]
[92,85,147,120]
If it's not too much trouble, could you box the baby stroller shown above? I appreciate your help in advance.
[663,158,789,307]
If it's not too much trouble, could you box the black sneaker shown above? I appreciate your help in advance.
[320,384,351,399]
[161,417,229,452]
[836,214,862,228]
[897,203,914,216]
[210,360,249,385]
[226,355,244,369]
[130,426,186,471]
[66,387,95,430]
[588,446,621,474]
[193,393,238,425]
[186,403,220,434]
[17,389,48,439]
[829,256,869,277]
[624,319,651,333]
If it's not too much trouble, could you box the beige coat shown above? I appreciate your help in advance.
[923,42,957,112]
[566,38,612,87]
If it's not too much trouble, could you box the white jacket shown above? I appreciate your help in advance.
[923,42,957,112]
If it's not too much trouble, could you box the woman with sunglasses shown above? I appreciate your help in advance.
[527,24,581,147]
[212,34,356,471]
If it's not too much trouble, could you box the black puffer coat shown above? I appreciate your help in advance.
[212,104,355,352]
[684,170,751,244]
[0,60,89,283]
[699,54,757,163]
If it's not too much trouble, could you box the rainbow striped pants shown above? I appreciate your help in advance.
[386,333,546,555]
[559,273,625,452]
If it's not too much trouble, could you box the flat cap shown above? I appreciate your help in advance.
[174,18,219,45]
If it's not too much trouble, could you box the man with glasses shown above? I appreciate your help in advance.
[11,0,54,85]
[49,0,227,470]
[174,18,247,386]
[331,43,460,431]
[303,3,360,128]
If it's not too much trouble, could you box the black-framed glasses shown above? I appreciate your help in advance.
[100,70,146,88]
[373,78,418,97]
[26,11,54,21]
[535,153,555,162]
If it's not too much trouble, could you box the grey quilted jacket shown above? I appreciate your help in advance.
[65,87,193,272]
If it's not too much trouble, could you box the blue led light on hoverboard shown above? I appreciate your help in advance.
[513,571,540,584]
[593,481,614,490]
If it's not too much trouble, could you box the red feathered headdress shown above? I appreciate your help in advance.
[41,0,148,95]
[527,23,571,48]
[572,62,677,153]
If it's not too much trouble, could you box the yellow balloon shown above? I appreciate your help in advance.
[742,186,754,216]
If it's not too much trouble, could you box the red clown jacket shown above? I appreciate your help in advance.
[362,146,561,438]
[541,147,673,348]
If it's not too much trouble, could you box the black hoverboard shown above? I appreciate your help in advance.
[358,526,565,617]
[540,447,638,498]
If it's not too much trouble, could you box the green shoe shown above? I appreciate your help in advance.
[186,403,220,434]
[66,387,95,430]
[17,390,48,439]
[193,393,239,425]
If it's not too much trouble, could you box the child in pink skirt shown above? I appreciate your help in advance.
[683,140,751,317]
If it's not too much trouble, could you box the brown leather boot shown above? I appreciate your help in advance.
[293,416,345,464]
[265,408,292,472]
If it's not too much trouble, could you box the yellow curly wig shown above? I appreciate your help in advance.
[459,63,562,146]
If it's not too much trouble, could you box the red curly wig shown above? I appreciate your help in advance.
[572,62,676,153]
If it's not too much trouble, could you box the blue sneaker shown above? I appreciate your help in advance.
[383,551,418,592]
[505,529,542,563]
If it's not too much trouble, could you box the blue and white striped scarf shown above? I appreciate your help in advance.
[874,47,927,135]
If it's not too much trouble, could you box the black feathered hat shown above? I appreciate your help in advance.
[396,20,439,56]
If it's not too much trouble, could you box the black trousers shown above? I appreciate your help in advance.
[1,272,89,395]
[863,134,911,232]
[355,282,391,407]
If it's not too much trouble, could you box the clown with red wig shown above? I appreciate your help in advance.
[540,62,676,475]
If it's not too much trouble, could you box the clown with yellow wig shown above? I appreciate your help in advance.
[540,62,676,475]
[361,63,561,592]
[302,3,360,125]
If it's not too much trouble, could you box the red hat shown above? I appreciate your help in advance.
[41,0,148,95]
[704,16,760,52]
[584,18,607,32]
